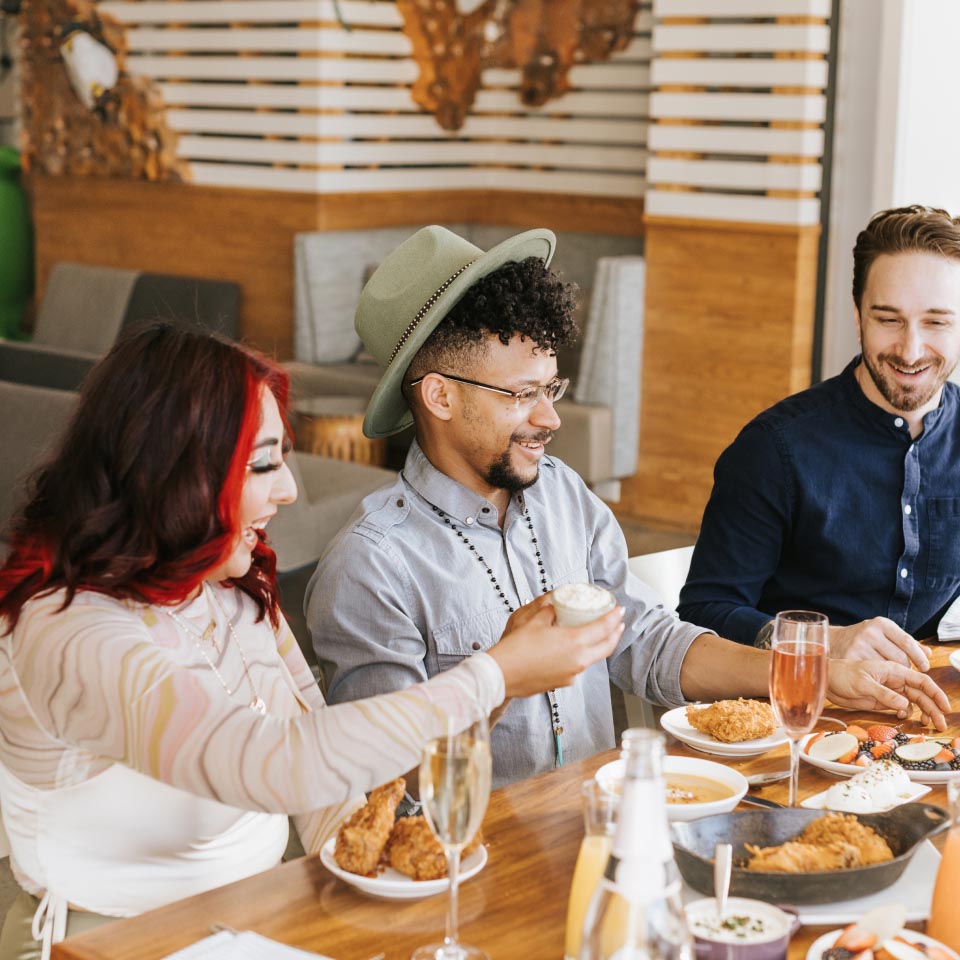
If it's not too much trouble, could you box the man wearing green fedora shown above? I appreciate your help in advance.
[306,226,949,788]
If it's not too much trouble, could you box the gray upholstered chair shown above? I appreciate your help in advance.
[0,263,240,392]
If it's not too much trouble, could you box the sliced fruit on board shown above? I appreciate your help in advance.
[807,731,860,762]
[895,740,943,763]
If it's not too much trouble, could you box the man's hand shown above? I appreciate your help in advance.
[827,659,950,730]
[829,618,930,671]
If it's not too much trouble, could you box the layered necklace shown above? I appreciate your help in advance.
[163,582,268,715]
[431,501,565,766]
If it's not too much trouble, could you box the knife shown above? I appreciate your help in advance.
[739,793,785,810]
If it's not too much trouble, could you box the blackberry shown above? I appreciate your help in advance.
[823,949,854,960]
[898,758,937,771]
[894,732,913,745]
[860,739,876,753]
[950,757,960,771]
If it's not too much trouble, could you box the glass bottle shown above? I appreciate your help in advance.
[579,729,694,960]
[565,778,620,960]
[927,777,960,952]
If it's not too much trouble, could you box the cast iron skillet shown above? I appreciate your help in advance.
[671,803,949,905]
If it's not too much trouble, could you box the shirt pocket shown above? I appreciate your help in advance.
[431,607,507,673]
[926,497,960,588]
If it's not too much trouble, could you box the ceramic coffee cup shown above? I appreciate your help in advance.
[685,898,800,960]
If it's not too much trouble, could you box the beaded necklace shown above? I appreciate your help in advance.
[163,583,268,715]
[431,502,565,766]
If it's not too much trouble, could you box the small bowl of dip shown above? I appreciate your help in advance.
[550,583,616,627]
[685,898,799,960]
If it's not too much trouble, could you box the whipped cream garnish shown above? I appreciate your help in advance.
[553,583,613,610]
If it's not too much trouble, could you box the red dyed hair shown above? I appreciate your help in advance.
[0,321,291,630]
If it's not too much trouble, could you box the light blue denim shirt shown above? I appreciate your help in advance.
[307,441,709,788]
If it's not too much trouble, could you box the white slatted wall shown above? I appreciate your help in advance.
[646,0,831,226]
[97,0,651,196]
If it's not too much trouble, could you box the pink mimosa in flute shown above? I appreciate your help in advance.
[769,611,829,806]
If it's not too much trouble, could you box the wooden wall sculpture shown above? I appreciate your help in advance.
[19,0,186,179]
[398,0,641,130]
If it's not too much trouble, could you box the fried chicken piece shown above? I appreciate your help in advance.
[334,777,405,877]
[798,813,893,866]
[685,698,778,743]
[745,840,862,872]
[386,816,484,881]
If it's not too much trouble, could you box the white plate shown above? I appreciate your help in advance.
[806,924,959,960]
[800,732,959,784]
[801,781,931,812]
[595,756,748,820]
[949,649,960,673]
[680,840,940,924]
[660,705,789,758]
[320,837,487,900]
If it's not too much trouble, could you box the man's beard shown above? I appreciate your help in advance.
[483,432,552,493]
[861,349,949,412]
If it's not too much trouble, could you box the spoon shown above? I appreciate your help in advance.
[714,843,732,925]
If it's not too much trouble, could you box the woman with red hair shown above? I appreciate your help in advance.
[0,321,623,960]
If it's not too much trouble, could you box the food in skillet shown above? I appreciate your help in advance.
[744,813,893,872]
[685,699,778,743]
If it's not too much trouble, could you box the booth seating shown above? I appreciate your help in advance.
[284,226,644,498]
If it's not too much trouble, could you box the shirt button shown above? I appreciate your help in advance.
[465,516,475,525]
[894,417,904,427]
[396,499,404,508]
[901,568,908,578]
[471,641,482,651]
[904,504,912,515]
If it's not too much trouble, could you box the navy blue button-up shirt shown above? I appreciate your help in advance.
[678,358,960,645]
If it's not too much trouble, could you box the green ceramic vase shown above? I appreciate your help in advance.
[0,146,33,339]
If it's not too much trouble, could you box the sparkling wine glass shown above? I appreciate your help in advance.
[769,610,830,807]
[412,714,492,960]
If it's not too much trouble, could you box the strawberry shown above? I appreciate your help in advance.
[870,742,893,759]
[867,724,898,742]
[847,725,871,742]
[835,923,877,952]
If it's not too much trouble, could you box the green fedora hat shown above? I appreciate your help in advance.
[357,225,556,438]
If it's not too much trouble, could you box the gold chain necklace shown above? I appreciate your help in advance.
[164,583,267,715]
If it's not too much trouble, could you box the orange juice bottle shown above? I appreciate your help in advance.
[565,778,618,959]
[928,778,960,952]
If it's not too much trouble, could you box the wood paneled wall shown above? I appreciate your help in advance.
[30,176,643,357]
[618,216,820,531]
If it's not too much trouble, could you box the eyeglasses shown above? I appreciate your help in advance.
[408,372,570,411]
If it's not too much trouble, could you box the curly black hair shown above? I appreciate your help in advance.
[405,256,578,388]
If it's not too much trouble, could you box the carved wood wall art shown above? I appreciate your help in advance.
[397,0,640,130]
[18,0,187,180]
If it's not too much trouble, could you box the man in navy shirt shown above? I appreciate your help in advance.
[679,205,960,669]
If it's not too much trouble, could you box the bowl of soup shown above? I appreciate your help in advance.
[595,756,748,821]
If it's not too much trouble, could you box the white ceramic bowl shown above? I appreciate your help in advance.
[595,755,748,821]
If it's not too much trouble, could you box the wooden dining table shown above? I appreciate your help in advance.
[52,644,960,960]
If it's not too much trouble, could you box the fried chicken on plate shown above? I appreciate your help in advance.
[334,777,405,876]
[686,698,778,743]
[387,816,483,881]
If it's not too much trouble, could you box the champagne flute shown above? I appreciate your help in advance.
[412,714,492,960]
[769,610,830,807]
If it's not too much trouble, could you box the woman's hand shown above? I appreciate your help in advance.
[487,596,625,699]
[827,659,950,730]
